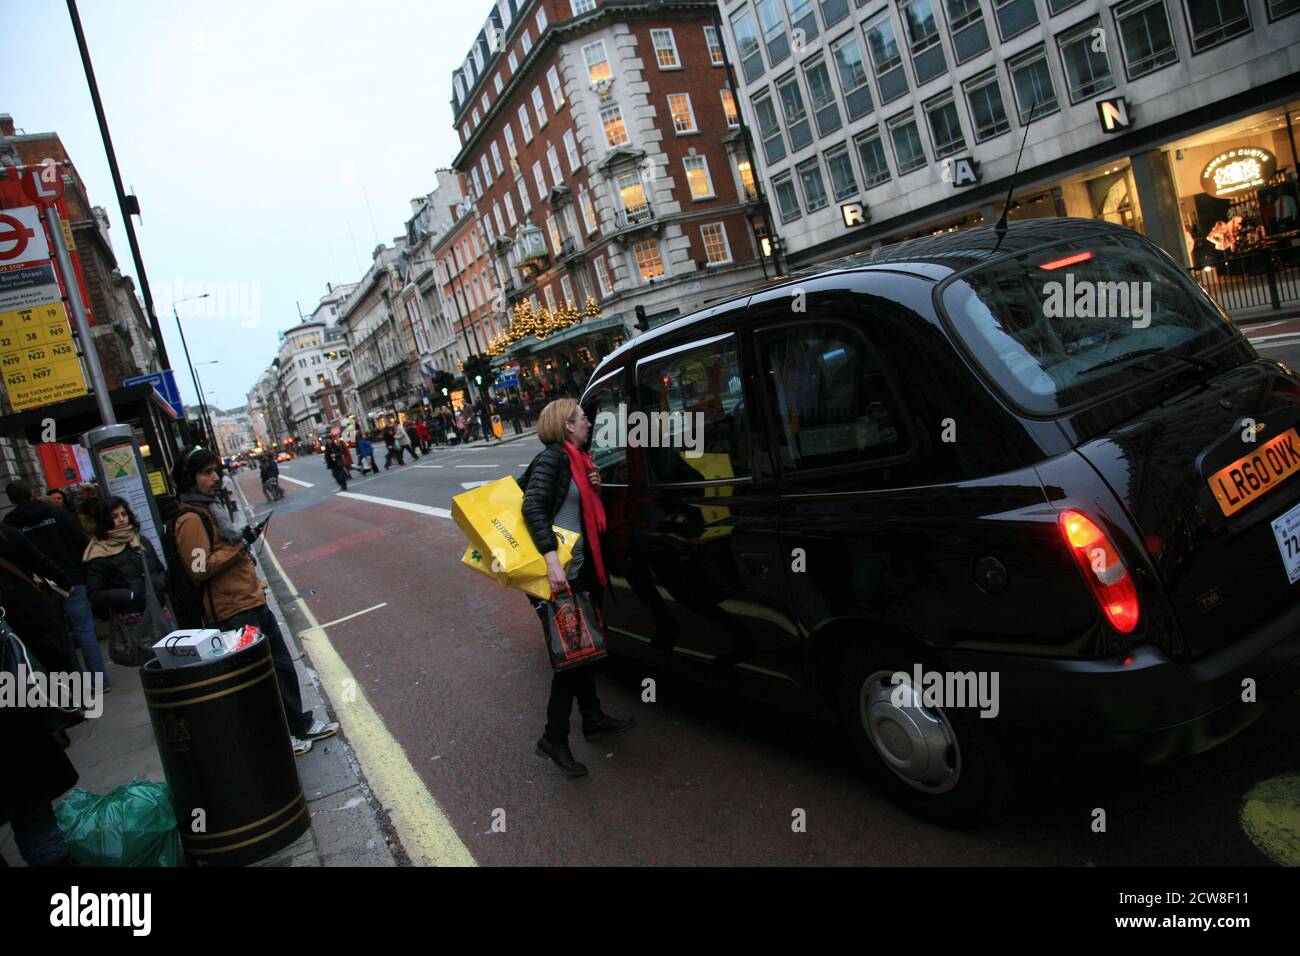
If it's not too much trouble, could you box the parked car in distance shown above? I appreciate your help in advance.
[579,218,1300,824]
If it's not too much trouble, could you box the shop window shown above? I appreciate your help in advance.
[633,239,666,281]
[864,14,909,104]
[962,69,1010,142]
[797,157,830,211]
[758,322,907,471]
[993,0,1039,41]
[1182,0,1252,52]
[637,336,752,484]
[825,144,859,200]
[924,92,967,159]
[757,0,791,67]
[803,57,843,137]
[887,110,927,175]
[1007,44,1058,122]
[668,93,698,133]
[754,92,787,165]
[1113,0,1179,79]
[720,89,741,131]
[945,0,991,63]
[701,222,733,265]
[830,33,874,121]
[1057,17,1115,102]
[786,0,820,44]
[652,29,681,69]
[732,8,766,82]
[777,73,814,152]
[901,0,947,84]
[773,172,802,222]
[855,127,892,187]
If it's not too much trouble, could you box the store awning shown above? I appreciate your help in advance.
[509,314,626,357]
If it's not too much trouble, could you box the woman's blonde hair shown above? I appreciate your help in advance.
[537,398,580,444]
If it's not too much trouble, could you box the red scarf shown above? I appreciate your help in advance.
[561,440,607,587]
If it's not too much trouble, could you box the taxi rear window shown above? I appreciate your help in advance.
[938,234,1238,415]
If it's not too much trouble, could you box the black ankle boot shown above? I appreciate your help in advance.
[581,710,637,741]
[535,737,588,776]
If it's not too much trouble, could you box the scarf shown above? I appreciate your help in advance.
[561,440,607,587]
[181,491,242,544]
[84,526,141,562]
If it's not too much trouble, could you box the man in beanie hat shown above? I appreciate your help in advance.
[172,446,337,755]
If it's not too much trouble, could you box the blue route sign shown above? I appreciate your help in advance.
[124,369,183,418]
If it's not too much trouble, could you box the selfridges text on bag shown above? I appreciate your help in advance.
[453,476,579,599]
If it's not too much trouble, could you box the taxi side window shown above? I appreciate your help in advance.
[583,375,629,485]
[757,321,908,471]
[636,336,752,484]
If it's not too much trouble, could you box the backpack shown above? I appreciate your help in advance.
[157,496,218,629]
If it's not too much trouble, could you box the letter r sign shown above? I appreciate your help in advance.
[841,202,868,228]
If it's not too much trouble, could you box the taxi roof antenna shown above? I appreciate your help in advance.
[993,97,1039,253]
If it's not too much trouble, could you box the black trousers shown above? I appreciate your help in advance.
[534,563,604,743]
[218,604,312,737]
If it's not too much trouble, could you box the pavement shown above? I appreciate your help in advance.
[0,483,399,868]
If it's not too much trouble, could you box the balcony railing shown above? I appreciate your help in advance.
[616,201,655,229]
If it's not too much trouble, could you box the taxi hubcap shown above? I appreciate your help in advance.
[860,670,961,793]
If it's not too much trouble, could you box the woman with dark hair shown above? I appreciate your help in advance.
[82,497,167,641]
[521,397,636,777]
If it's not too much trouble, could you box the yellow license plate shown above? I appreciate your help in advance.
[1208,428,1300,517]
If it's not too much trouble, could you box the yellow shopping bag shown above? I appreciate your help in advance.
[453,476,580,599]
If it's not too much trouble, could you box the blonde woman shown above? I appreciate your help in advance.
[521,398,635,776]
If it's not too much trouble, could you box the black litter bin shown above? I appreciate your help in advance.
[142,637,309,866]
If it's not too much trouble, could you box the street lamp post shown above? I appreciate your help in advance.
[195,361,220,451]
[173,292,215,448]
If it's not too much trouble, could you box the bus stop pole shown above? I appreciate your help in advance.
[43,204,115,427]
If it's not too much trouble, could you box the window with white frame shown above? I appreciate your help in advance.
[563,128,582,171]
[503,122,517,157]
[563,205,581,248]
[700,222,732,264]
[720,89,740,128]
[533,160,549,200]
[616,169,650,220]
[480,154,493,186]
[580,187,599,233]
[601,103,629,146]
[471,167,483,198]
[472,107,481,126]
[560,274,576,307]
[633,239,665,281]
[583,40,612,83]
[532,86,548,126]
[494,202,506,234]
[508,50,519,72]
[521,28,533,54]
[572,0,596,14]
[519,103,534,141]
[594,255,614,297]
[504,191,518,225]
[483,214,496,245]
[548,216,563,256]
[519,179,532,212]
[536,7,548,32]
[704,26,725,65]
[668,93,698,133]
[736,159,758,199]
[547,65,565,109]
[462,123,470,142]
[495,73,504,94]
[544,283,558,312]
[491,141,504,175]
[547,144,564,185]
[651,29,681,68]
[481,92,490,113]
[682,155,715,200]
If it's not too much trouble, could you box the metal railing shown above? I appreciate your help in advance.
[616,201,655,229]
[1189,250,1300,316]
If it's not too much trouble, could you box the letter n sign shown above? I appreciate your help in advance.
[841,202,868,228]
[1097,97,1130,134]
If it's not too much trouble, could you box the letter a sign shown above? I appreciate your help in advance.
[1097,97,1130,134]
[951,158,979,187]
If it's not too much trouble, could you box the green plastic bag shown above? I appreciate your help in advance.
[55,780,180,867]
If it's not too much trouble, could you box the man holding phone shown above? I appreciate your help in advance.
[172,446,337,755]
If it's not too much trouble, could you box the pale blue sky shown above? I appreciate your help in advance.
[2,0,486,409]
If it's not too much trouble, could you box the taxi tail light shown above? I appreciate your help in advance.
[1059,509,1140,635]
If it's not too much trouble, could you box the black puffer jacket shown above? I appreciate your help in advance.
[521,442,574,556]
[84,538,167,615]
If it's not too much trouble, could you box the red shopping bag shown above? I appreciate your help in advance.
[542,590,608,671]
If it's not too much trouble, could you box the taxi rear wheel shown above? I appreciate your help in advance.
[839,641,1012,826]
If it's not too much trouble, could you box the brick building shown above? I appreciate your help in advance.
[449,0,769,396]
[432,190,503,408]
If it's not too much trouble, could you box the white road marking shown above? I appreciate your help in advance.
[279,475,315,487]
[335,491,451,519]
[455,465,499,469]
[460,480,494,490]
[317,603,388,629]
[1250,334,1300,347]
[413,465,443,468]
